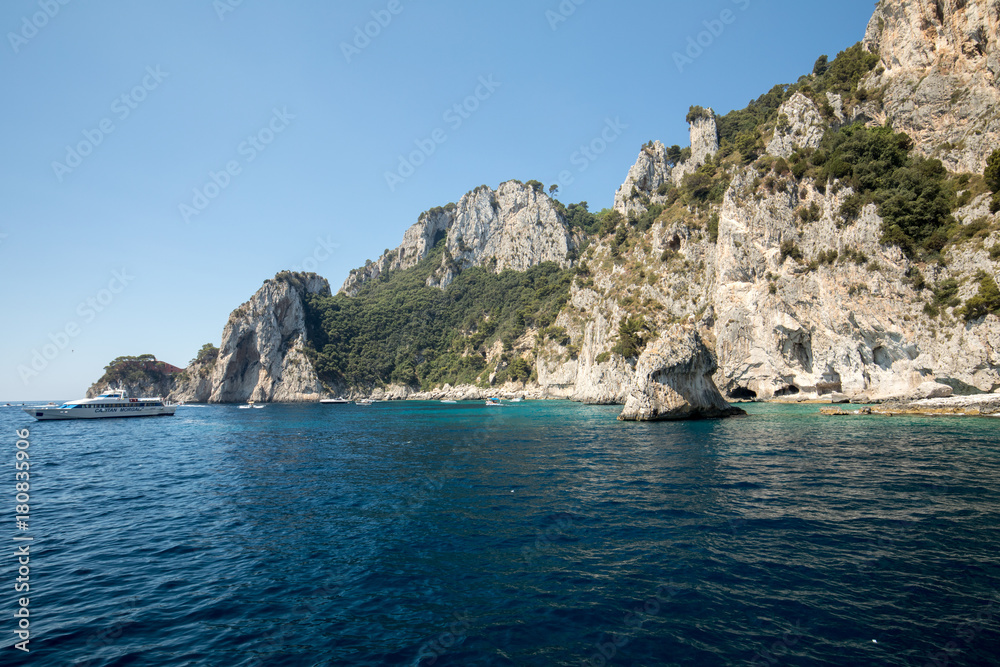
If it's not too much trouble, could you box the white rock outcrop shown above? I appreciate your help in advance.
[618,326,745,421]
[671,108,720,185]
[207,273,329,403]
[342,181,575,293]
[613,141,673,217]
[690,109,719,166]
[341,206,454,296]
[430,182,574,288]
[863,0,1000,173]
[767,93,826,158]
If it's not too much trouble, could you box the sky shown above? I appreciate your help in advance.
[0,0,878,401]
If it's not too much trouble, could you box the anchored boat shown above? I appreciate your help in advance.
[23,388,176,421]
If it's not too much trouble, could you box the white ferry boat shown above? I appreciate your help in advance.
[23,388,177,421]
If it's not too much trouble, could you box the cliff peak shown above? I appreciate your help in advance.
[342,180,575,294]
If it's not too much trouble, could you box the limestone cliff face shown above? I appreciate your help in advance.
[169,356,216,403]
[670,108,720,187]
[863,0,1000,172]
[535,286,637,404]
[767,92,827,158]
[709,171,1000,402]
[340,206,454,297]
[689,109,720,167]
[614,112,720,216]
[342,181,575,294]
[206,274,330,403]
[102,0,1000,408]
[613,141,673,217]
[430,181,575,288]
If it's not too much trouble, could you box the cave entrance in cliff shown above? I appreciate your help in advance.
[774,385,800,397]
[730,387,757,400]
[432,229,447,248]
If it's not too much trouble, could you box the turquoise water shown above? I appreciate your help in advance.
[2,401,999,665]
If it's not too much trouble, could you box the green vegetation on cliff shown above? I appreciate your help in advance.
[717,43,881,164]
[93,354,178,390]
[304,243,574,390]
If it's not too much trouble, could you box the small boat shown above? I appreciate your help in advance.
[356,399,375,406]
[252,404,266,409]
[320,398,350,404]
[510,397,524,403]
[23,387,176,421]
[238,400,256,409]
[486,397,503,406]
[440,399,458,404]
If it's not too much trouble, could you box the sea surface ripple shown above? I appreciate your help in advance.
[2,401,999,666]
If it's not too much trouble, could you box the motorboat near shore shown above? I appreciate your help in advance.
[23,388,176,421]
[320,398,351,404]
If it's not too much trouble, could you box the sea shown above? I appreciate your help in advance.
[1,400,998,666]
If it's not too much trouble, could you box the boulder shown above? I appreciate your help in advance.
[619,326,746,421]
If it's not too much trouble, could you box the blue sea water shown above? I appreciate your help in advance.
[2,400,999,666]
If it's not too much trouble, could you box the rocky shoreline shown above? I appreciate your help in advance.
[821,393,1000,417]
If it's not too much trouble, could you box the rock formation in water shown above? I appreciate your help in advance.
[618,326,746,421]
[206,273,329,403]
[161,273,330,403]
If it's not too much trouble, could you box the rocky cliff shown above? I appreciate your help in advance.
[342,181,576,294]
[613,141,673,218]
[205,273,329,403]
[94,0,1000,409]
[157,273,331,403]
[863,0,1000,173]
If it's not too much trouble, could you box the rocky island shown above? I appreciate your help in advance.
[91,0,1000,420]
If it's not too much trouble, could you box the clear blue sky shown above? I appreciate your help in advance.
[0,0,877,401]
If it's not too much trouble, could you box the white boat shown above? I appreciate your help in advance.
[510,397,524,402]
[320,398,350,404]
[238,400,254,410]
[23,388,176,421]
[486,397,503,406]
[440,399,458,404]
[355,399,375,406]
